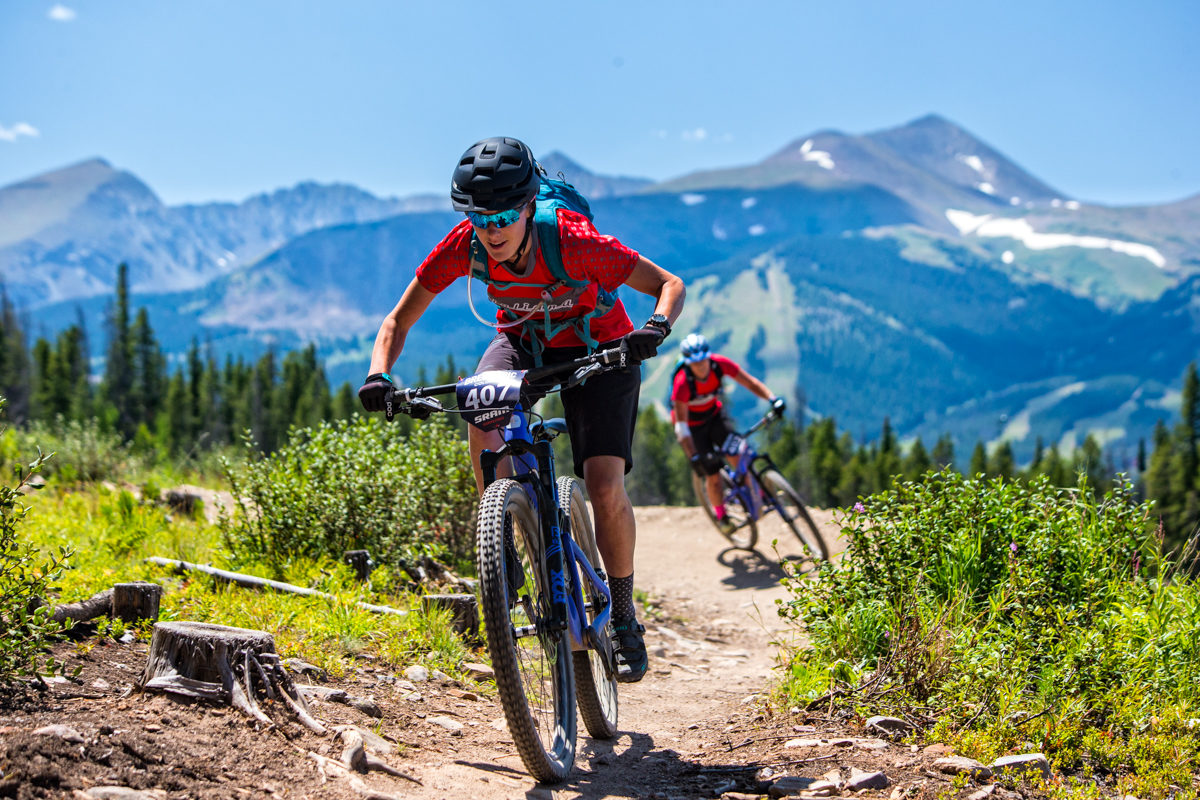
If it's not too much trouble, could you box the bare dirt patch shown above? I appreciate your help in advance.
[0,506,1000,799]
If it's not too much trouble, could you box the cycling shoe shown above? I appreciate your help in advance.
[611,618,648,683]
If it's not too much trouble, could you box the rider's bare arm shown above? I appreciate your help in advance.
[672,400,697,457]
[368,278,437,375]
[623,256,685,325]
[731,370,775,403]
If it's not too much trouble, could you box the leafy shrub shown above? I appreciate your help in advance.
[9,417,137,485]
[0,400,74,682]
[779,471,1200,792]
[220,416,476,576]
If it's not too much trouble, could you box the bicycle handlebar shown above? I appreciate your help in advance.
[383,343,634,421]
[743,406,785,437]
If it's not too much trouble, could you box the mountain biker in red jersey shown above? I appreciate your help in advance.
[358,137,685,683]
[671,333,786,533]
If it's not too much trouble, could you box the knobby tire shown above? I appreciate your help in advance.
[556,476,619,740]
[759,469,829,562]
[691,471,758,550]
[476,479,576,783]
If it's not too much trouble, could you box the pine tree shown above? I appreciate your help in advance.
[874,417,902,490]
[807,418,842,507]
[931,434,956,470]
[130,308,166,432]
[332,382,358,421]
[1031,436,1045,474]
[988,441,1016,480]
[968,441,988,477]
[902,437,932,481]
[101,264,136,437]
[1038,442,1070,487]
[0,289,32,424]
[30,338,57,421]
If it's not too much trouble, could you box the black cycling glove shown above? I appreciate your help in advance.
[358,372,394,412]
[689,453,708,477]
[770,396,787,416]
[622,326,665,363]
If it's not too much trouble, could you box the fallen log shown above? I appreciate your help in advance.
[31,582,164,625]
[144,557,407,616]
[44,588,113,624]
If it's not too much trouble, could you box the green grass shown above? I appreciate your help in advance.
[21,484,478,678]
[776,470,1200,800]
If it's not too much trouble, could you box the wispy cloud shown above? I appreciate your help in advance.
[681,128,708,142]
[0,122,40,142]
[48,4,76,21]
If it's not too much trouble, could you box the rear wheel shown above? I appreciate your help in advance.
[758,469,829,562]
[477,479,576,782]
[691,470,757,550]
[557,477,619,739]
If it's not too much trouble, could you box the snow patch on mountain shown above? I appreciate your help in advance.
[945,209,1167,268]
[958,154,986,174]
[799,139,835,170]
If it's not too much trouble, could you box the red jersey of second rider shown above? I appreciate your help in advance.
[415,209,639,349]
[671,354,742,426]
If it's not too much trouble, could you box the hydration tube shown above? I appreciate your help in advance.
[466,276,554,331]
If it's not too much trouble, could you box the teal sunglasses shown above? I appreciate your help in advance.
[465,206,526,229]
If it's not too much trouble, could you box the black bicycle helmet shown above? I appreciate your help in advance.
[450,137,541,212]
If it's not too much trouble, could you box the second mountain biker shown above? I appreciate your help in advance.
[671,332,786,533]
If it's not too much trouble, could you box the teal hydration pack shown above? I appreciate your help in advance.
[466,171,621,365]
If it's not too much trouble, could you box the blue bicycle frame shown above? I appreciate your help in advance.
[718,433,767,520]
[478,401,613,660]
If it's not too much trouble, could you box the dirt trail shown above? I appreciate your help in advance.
[0,505,848,800]
[401,504,845,799]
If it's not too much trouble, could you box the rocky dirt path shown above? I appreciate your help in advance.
[2,505,868,800]
[398,505,845,799]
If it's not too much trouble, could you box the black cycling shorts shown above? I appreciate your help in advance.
[476,332,641,477]
[688,409,734,468]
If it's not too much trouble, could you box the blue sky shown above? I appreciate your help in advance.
[2,1,1196,207]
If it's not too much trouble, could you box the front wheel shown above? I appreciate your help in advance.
[691,470,757,550]
[758,469,829,562]
[557,477,619,739]
[477,479,576,783]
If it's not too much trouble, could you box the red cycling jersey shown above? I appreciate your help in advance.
[416,209,639,348]
[671,354,742,426]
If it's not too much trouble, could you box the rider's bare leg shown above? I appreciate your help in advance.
[706,472,723,508]
[467,426,506,495]
[582,454,635,578]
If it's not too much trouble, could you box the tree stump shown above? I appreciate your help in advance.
[138,621,325,733]
[421,594,479,640]
[343,550,373,581]
[112,582,163,623]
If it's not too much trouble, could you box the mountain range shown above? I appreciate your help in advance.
[5,114,1199,465]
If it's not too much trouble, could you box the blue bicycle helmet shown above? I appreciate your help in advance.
[680,333,711,364]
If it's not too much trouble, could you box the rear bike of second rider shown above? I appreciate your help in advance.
[692,410,829,562]
[386,346,629,783]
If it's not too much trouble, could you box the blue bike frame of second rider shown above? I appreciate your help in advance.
[721,433,764,519]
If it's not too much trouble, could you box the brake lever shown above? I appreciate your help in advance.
[407,396,442,421]
[569,362,603,387]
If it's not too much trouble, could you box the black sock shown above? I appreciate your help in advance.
[610,573,636,623]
